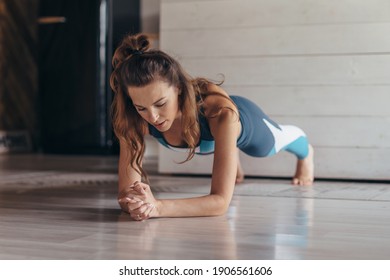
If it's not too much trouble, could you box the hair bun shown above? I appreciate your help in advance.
[112,33,151,67]
[134,34,150,52]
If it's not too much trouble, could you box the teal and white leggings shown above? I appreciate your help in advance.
[231,95,309,160]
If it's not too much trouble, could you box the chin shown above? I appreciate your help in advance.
[155,120,171,132]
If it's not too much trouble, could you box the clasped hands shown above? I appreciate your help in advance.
[118,181,158,221]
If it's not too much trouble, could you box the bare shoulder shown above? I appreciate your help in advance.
[202,84,238,117]
[202,84,241,138]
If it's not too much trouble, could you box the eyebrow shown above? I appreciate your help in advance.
[133,97,166,108]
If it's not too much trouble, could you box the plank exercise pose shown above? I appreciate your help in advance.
[110,34,314,221]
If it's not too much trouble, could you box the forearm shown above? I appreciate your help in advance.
[118,182,234,220]
[155,194,229,218]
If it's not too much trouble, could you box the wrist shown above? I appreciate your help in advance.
[152,199,163,218]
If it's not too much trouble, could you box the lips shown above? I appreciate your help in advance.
[154,120,166,128]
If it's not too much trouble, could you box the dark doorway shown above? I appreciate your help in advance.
[38,0,140,154]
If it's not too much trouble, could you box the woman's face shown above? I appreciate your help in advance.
[128,80,181,132]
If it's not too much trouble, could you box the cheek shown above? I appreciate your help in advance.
[168,105,179,117]
[137,111,149,120]
[170,99,180,112]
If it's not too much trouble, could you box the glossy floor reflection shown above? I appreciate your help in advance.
[0,154,389,259]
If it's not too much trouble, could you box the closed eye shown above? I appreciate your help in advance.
[134,100,166,111]
[135,107,146,112]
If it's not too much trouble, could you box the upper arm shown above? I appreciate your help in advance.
[208,106,241,210]
[118,139,142,193]
[118,122,148,193]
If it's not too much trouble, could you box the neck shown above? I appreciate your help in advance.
[169,111,182,134]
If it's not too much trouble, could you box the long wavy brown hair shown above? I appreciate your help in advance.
[110,33,235,182]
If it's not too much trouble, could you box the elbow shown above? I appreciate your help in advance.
[210,195,231,216]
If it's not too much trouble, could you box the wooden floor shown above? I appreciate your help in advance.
[0,154,389,260]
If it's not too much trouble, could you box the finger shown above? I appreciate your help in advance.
[143,203,154,218]
[118,196,143,204]
[126,201,144,212]
[119,199,142,214]
[134,203,151,216]
[132,204,153,221]
[133,184,146,195]
[119,192,141,200]
[131,213,143,221]
[130,207,147,221]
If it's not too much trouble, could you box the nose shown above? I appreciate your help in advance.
[149,110,159,123]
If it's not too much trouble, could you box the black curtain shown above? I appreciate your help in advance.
[38,0,139,154]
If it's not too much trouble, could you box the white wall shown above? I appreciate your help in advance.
[158,0,390,180]
[140,0,160,34]
[140,0,160,158]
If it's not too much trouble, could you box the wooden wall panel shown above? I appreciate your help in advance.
[161,0,390,29]
[179,55,390,86]
[160,147,390,180]
[162,23,390,57]
[159,0,390,180]
[272,116,390,148]
[222,85,390,117]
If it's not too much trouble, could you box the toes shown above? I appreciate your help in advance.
[236,176,244,184]
[292,177,313,186]
[304,179,314,186]
[292,178,299,185]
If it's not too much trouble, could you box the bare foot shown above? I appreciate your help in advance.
[236,159,245,184]
[292,144,314,186]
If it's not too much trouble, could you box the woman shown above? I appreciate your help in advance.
[110,33,314,221]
